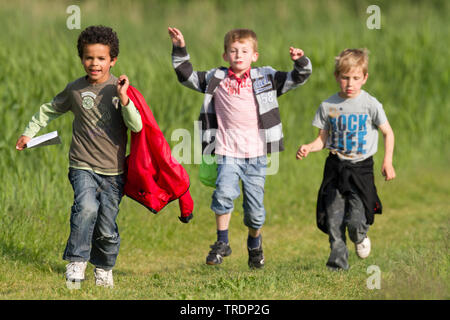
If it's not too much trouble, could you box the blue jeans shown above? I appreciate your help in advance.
[63,168,124,270]
[211,155,267,229]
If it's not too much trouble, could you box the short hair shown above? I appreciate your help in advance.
[77,25,119,59]
[224,29,258,52]
[335,48,369,75]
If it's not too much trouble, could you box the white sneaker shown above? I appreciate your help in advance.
[65,261,87,281]
[355,236,371,259]
[94,268,114,288]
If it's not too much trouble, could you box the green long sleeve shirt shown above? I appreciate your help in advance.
[23,74,142,175]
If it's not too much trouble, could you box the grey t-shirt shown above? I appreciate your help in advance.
[312,90,387,163]
[52,75,129,174]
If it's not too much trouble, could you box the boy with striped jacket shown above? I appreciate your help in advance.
[168,27,312,268]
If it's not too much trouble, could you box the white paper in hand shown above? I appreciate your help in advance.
[26,131,61,148]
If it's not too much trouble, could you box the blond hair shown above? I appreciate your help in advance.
[224,29,258,52]
[335,48,369,75]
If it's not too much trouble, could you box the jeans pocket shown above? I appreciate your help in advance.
[107,174,125,198]
[69,169,93,193]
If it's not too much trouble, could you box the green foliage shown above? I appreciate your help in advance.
[0,0,448,299]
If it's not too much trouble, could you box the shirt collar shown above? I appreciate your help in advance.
[227,68,250,84]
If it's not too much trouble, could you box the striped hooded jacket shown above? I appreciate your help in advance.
[172,46,312,154]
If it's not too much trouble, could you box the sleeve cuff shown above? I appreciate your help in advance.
[294,56,309,68]
[172,45,188,57]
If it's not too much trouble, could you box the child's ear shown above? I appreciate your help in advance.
[222,52,229,63]
[363,72,369,83]
[110,57,118,68]
[334,71,339,82]
[252,51,259,62]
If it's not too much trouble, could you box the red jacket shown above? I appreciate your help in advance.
[124,85,193,219]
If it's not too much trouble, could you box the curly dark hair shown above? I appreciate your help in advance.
[77,25,119,59]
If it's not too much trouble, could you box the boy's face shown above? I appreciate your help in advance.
[81,43,117,84]
[223,39,258,76]
[335,66,368,99]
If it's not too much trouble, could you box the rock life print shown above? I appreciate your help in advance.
[328,107,369,157]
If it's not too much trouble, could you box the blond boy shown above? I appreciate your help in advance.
[296,48,395,270]
[169,27,312,268]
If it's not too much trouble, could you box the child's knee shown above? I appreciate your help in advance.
[243,211,265,230]
[211,188,239,214]
[71,199,98,222]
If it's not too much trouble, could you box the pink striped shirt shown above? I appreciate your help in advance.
[214,69,265,158]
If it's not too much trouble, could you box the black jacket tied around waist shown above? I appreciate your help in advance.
[316,153,382,234]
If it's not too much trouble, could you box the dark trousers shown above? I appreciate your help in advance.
[324,180,369,270]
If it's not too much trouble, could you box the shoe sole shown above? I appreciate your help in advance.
[248,263,264,269]
[357,252,370,259]
[95,282,114,288]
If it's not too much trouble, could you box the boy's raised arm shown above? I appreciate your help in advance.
[168,26,209,93]
[289,46,312,85]
[272,46,312,96]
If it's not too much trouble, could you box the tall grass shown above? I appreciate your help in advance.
[0,0,448,299]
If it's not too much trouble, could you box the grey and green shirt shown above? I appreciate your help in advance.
[23,74,142,175]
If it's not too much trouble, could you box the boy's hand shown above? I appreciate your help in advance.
[296,144,311,160]
[117,75,130,106]
[16,135,31,150]
[290,47,304,61]
[168,27,186,47]
[381,162,396,181]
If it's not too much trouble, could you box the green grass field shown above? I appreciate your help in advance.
[0,0,448,300]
